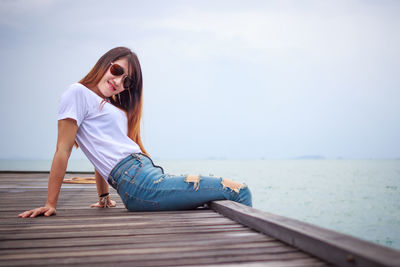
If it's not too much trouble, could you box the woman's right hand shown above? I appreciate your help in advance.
[18,205,56,218]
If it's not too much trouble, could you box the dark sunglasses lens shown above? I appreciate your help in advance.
[110,64,124,76]
[123,77,133,89]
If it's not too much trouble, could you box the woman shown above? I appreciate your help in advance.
[19,47,252,218]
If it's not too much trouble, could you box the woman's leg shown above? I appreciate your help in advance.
[109,153,252,211]
[150,173,252,210]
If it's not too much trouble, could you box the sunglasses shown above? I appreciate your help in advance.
[109,63,133,90]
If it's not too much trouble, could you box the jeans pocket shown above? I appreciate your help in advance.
[123,192,160,212]
[122,159,144,184]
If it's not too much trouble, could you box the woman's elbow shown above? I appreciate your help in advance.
[54,144,73,159]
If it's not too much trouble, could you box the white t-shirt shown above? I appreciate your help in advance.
[58,83,141,181]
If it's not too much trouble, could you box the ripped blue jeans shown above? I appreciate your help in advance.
[108,153,252,211]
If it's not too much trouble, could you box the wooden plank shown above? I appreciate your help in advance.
[1,233,273,250]
[0,217,238,230]
[0,250,314,266]
[1,232,270,249]
[0,223,245,238]
[1,241,294,260]
[211,200,400,267]
[90,257,329,267]
[0,209,223,220]
[0,212,222,222]
[0,224,249,240]
[2,209,216,217]
[198,260,330,267]
[0,218,236,229]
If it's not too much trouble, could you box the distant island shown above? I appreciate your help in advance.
[294,155,326,160]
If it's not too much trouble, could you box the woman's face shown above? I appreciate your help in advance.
[95,57,130,98]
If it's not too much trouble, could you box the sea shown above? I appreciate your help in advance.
[1,159,399,250]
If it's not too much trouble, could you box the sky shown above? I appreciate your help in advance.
[0,0,399,160]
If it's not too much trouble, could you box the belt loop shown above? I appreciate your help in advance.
[132,153,142,162]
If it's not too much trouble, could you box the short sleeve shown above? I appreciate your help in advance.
[58,84,87,126]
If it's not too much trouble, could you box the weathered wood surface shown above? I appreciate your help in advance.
[211,201,400,267]
[0,172,330,266]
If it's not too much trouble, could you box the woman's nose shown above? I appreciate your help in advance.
[113,76,124,87]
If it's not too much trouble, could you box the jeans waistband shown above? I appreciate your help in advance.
[108,153,165,181]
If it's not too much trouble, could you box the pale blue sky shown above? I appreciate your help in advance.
[0,0,399,160]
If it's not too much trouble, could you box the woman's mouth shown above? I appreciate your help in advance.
[108,81,117,91]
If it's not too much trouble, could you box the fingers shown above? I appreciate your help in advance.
[18,207,56,218]
[90,202,103,208]
[44,208,56,216]
[90,200,117,208]
[18,209,39,218]
[18,210,33,218]
[30,207,46,218]
[109,200,117,207]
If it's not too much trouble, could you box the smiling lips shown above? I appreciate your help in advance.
[108,81,117,91]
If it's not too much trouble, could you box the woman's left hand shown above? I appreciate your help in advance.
[90,197,116,208]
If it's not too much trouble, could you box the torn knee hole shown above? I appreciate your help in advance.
[221,178,245,193]
[185,174,200,191]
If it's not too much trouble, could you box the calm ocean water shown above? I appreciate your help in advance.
[1,159,399,250]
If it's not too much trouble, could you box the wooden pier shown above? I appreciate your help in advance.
[0,172,399,266]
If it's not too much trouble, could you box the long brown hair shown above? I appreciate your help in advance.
[79,47,148,155]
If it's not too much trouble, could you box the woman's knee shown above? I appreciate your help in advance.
[239,186,252,207]
[219,177,252,207]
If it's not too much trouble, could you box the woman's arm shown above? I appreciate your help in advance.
[18,119,78,218]
[90,169,116,208]
[94,169,109,196]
